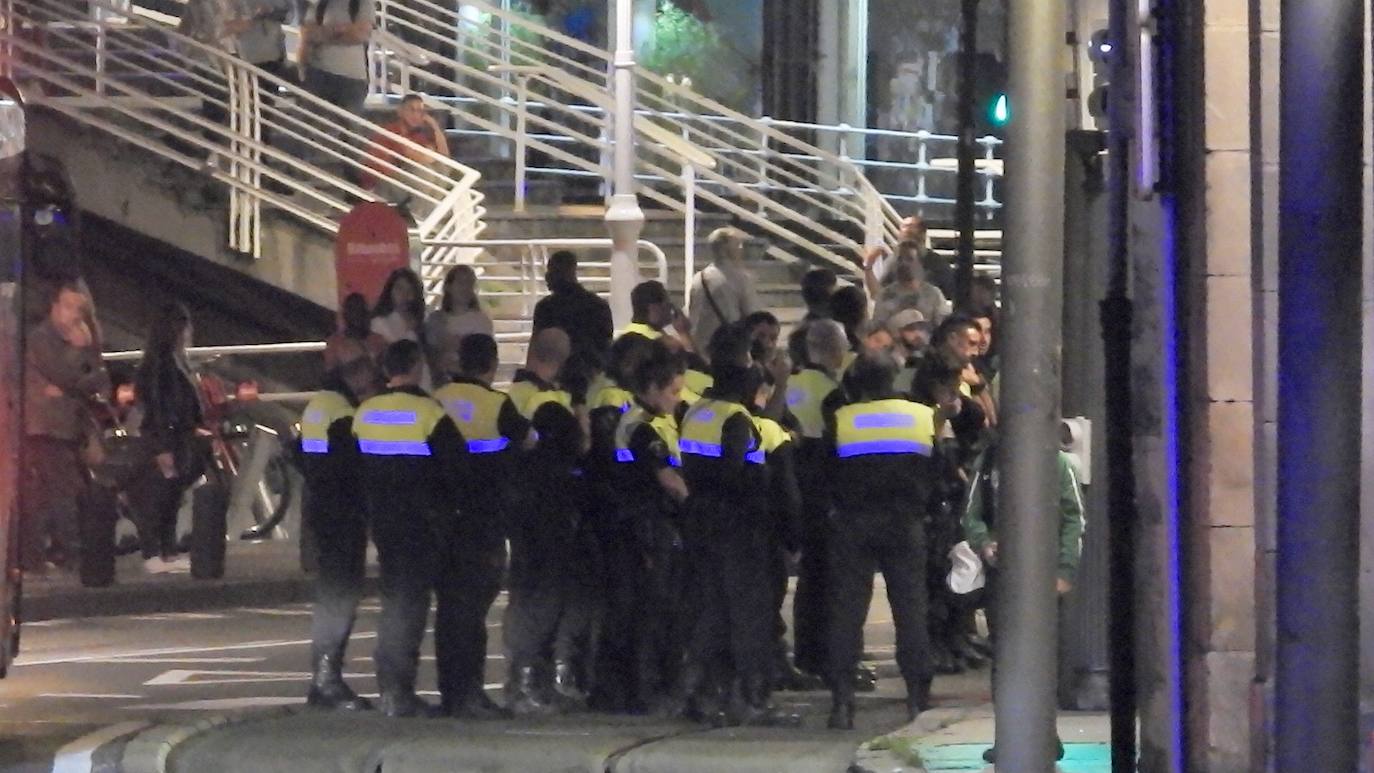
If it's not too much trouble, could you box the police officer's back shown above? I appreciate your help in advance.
[822,351,938,729]
[299,351,379,711]
[431,333,532,718]
[352,339,469,718]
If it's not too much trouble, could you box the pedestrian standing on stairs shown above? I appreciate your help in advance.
[688,227,760,352]
[425,264,492,382]
[299,0,374,114]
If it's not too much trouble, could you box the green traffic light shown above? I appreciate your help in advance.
[991,93,1009,126]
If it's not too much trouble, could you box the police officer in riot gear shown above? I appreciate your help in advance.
[823,351,938,730]
[352,340,470,718]
[300,350,380,711]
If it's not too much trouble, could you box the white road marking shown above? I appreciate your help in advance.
[125,697,302,711]
[39,693,143,700]
[50,720,150,773]
[144,669,371,686]
[14,633,379,668]
[86,657,265,664]
[127,613,227,622]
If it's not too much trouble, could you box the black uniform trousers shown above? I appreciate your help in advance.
[827,507,932,701]
[306,483,369,664]
[434,512,506,708]
[591,504,685,710]
[370,507,440,697]
[791,448,832,675]
[502,484,583,670]
[682,503,774,687]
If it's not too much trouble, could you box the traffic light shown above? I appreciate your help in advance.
[969,53,1009,137]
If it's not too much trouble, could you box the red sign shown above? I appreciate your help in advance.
[335,203,410,309]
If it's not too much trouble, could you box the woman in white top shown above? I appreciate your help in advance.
[370,268,433,389]
[424,265,493,382]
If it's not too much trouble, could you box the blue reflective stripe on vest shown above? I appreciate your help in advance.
[467,437,511,454]
[852,413,917,429]
[835,438,933,458]
[359,439,432,456]
[615,448,635,463]
[301,438,329,454]
[361,410,418,426]
[680,438,765,465]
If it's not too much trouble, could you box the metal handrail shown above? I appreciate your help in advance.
[422,237,671,318]
[102,341,329,362]
[6,0,486,268]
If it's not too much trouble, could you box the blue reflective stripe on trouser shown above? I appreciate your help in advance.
[467,438,510,454]
[360,410,418,426]
[836,439,933,458]
[301,438,329,454]
[616,448,635,463]
[852,413,917,429]
[359,439,432,456]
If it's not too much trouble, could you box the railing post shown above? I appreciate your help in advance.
[980,136,999,213]
[94,26,106,96]
[864,193,883,250]
[915,130,930,205]
[682,161,697,315]
[754,115,772,214]
[514,74,529,212]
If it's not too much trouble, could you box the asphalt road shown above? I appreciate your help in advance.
[0,585,933,772]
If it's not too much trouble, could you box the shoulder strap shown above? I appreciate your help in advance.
[700,267,729,324]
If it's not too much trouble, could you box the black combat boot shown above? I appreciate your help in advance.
[377,690,439,718]
[306,652,373,711]
[737,675,802,727]
[450,688,513,720]
[827,697,856,730]
[507,665,557,716]
[553,660,588,704]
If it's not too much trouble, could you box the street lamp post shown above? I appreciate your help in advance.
[605,0,645,330]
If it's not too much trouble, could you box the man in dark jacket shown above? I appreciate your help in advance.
[22,281,109,574]
[532,251,614,370]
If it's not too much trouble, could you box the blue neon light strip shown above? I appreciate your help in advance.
[301,438,329,454]
[467,437,510,454]
[359,439,432,456]
[1161,194,1185,769]
[836,439,933,458]
[852,413,916,429]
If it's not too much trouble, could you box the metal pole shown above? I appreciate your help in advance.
[604,0,644,330]
[514,75,529,213]
[683,162,696,315]
[1275,0,1364,766]
[1103,0,1137,768]
[953,0,977,309]
[993,0,1065,767]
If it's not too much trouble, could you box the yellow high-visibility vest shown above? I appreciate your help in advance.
[433,381,511,454]
[352,391,446,457]
[300,390,355,455]
[833,398,936,459]
[618,322,663,341]
[613,405,681,468]
[680,398,765,465]
[785,368,839,440]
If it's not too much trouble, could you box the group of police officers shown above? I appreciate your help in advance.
[297,278,947,730]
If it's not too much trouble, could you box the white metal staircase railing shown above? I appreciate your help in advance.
[365,0,900,277]
[0,0,486,298]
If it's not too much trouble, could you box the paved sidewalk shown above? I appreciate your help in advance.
[24,541,377,622]
[856,704,1112,772]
